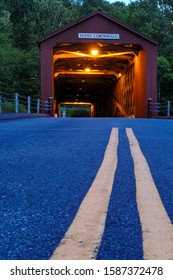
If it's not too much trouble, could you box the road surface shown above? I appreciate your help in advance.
[0,118,173,260]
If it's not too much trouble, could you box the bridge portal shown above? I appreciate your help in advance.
[38,11,157,118]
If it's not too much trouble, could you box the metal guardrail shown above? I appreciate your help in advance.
[1,92,172,118]
[158,100,173,117]
[148,99,173,117]
[0,91,52,115]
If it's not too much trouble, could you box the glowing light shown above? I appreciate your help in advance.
[91,49,99,56]
[85,67,91,72]
[54,72,59,78]
[53,50,136,61]
[61,102,92,106]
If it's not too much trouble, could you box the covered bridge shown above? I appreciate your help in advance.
[38,10,157,118]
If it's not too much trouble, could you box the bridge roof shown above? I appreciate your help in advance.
[38,10,157,46]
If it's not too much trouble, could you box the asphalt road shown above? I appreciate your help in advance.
[0,118,173,260]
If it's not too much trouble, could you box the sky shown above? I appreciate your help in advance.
[108,0,131,5]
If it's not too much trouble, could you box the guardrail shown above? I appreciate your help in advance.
[0,91,53,115]
[148,99,173,118]
[1,92,172,118]
[158,100,173,117]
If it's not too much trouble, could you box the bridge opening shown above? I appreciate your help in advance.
[53,43,141,117]
[60,103,92,117]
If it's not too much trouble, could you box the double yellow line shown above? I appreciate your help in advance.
[50,128,173,260]
[127,128,173,260]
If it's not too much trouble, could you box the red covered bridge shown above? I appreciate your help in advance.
[38,10,157,118]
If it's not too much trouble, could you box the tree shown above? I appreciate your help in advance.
[108,1,128,22]
[34,0,76,37]
[157,56,173,100]
[78,0,111,16]
[5,0,36,50]
[0,1,40,95]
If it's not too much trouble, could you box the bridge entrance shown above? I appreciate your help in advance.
[39,11,157,118]
[54,43,139,117]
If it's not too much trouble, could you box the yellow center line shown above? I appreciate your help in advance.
[126,128,173,260]
[50,128,118,260]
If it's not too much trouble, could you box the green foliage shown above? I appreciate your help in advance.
[0,43,39,97]
[77,0,111,16]
[1,100,27,113]
[109,2,128,23]
[158,56,173,80]
[5,0,36,50]
[1,100,15,113]
[61,105,90,117]
[34,0,76,37]
[158,56,173,100]
[0,0,173,100]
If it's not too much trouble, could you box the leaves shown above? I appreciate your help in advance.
[158,56,173,100]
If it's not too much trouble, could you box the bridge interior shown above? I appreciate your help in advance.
[53,43,141,117]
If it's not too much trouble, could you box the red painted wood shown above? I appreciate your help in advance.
[39,11,157,118]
